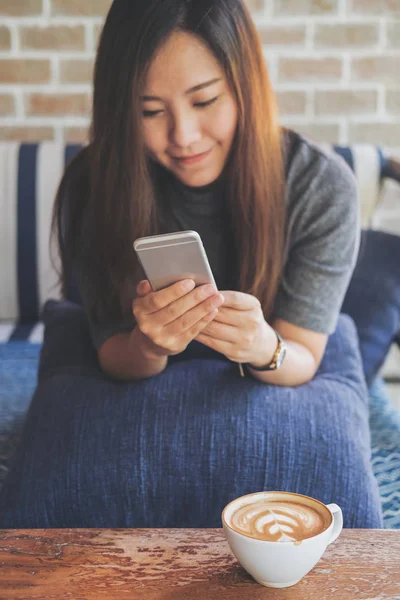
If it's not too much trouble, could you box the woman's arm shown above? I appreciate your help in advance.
[195,291,328,387]
[246,319,327,386]
[98,326,168,381]
[97,279,224,382]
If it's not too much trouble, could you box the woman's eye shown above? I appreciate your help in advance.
[195,96,219,108]
[143,109,163,118]
[142,96,219,118]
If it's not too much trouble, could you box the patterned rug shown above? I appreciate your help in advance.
[0,344,40,486]
[0,343,399,528]
[369,378,400,528]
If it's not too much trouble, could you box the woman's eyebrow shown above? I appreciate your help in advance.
[141,77,222,101]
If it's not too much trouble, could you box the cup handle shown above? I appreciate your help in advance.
[326,503,343,545]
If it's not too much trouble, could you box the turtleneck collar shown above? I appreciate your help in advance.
[153,161,227,216]
[175,169,226,196]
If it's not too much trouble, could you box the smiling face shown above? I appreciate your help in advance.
[141,30,239,188]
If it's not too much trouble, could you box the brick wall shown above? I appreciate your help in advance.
[0,0,399,154]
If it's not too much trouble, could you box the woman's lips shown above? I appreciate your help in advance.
[171,147,213,165]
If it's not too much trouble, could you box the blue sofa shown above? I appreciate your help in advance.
[0,140,399,528]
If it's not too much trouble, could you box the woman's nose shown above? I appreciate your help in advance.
[169,112,202,149]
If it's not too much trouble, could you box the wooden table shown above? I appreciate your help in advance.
[0,529,399,599]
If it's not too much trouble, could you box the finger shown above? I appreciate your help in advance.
[156,285,224,328]
[210,306,248,325]
[136,280,152,297]
[219,290,259,311]
[201,320,237,343]
[195,333,233,356]
[178,308,219,342]
[165,292,223,333]
[141,279,196,314]
[195,332,218,349]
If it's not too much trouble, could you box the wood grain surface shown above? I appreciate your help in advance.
[0,529,399,600]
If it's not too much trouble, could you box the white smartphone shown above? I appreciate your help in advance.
[133,230,216,292]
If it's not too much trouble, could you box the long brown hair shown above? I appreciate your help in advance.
[52,0,285,325]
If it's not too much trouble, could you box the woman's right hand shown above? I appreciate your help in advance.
[132,279,224,359]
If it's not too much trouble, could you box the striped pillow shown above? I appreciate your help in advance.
[0,141,391,343]
[0,143,82,330]
[332,144,387,228]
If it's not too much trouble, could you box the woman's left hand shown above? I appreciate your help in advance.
[195,290,277,366]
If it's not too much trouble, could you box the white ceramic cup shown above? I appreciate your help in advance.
[222,491,343,588]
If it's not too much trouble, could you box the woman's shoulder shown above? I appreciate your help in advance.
[282,127,357,203]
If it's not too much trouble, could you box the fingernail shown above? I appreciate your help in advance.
[212,294,224,307]
[203,284,217,295]
[181,279,195,292]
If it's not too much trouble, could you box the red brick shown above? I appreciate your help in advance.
[276,91,307,115]
[25,93,91,117]
[0,0,42,16]
[315,90,378,115]
[279,58,343,81]
[275,0,338,14]
[245,0,265,10]
[258,26,306,46]
[20,26,85,51]
[0,26,11,50]
[386,90,400,114]
[387,21,400,48]
[0,60,51,84]
[0,94,15,116]
[349,122,400,146]
[352,0,400,14]
[315,24,379,47]
[59,59,94,84]
[0,127,54,141]
[286,122,340,143]
[64,126,90,143]
[51,0,112,16]
[352,56,400,84]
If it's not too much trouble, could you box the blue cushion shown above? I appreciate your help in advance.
[341,229,400,387]
[1,347,397,528]
[0,300,383,529]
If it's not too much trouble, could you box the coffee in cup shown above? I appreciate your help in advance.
[228,496,329,542]
[222,491,343,588]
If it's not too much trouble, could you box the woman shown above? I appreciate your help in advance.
[56,0,357,386]
[0,0,383,529]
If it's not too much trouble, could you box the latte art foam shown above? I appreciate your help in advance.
[230,500,326,542]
